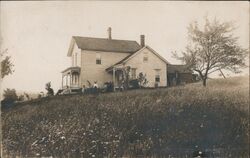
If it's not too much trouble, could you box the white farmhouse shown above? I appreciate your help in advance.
[61,28,193,90]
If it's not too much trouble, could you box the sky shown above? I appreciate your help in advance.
[0,1,249,93]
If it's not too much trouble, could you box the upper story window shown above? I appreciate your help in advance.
[96,53,101,65]
[131,68,136,79]
[72,54,74,66]
[143,52,148,62]
[72,53,78,66]
[75,53,77,66]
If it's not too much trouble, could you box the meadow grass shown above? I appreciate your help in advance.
[2,76,249,157]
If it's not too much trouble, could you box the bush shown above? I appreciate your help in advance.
[129,79,140,89]
[18,94,25,101]
[1,88,18,109]
[104,82,114,92]
[45,82,54,96]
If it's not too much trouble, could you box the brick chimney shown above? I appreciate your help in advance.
[107,27,112,39]
[140,35,145,47]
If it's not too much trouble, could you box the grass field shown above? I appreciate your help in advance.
[2,76,249,157]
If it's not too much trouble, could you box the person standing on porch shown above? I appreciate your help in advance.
[93,81,98,88]
[82,85,86,94]
[93,81,99,94]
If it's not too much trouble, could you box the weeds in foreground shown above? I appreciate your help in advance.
[2,77,249,157]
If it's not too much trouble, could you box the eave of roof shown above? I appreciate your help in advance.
[167,64,192,73]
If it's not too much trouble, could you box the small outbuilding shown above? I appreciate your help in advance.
[167,64,197,86]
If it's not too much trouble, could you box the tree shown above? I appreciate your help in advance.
[45,82,54,96]
[120,66,131,90]
[137,72,148,88]
[1,49,14,79]
[173,18,248,86]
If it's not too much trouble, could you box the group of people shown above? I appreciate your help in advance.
[61,81,115,95]
[81,81,99,94]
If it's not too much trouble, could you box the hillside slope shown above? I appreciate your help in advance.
[2,76,249,157]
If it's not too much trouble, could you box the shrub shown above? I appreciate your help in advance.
[1,88,18,109]
[104,82,114,92]
[45,82,54,96]
[18,94,25,101]
[129,79,140,89]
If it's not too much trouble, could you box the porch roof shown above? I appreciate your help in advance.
[106,64,124,72]
[105,52,135,72]
[61,66,81,75]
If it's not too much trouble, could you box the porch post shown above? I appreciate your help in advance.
[69,72,72,91]
[77,74,80,87]
[70,73,72,86]
[113,67,116,91]
[66,75,68,86]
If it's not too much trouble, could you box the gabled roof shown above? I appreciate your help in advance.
[106,45,169,71]
[167,64,192,73]
[112,52,134,66]
[68,36,141,56]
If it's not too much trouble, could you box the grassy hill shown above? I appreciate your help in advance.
[2,76,249,157]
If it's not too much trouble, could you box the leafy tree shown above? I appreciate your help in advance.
[120,66,131,90]
[45,82,54,96]
[173,18,248,86]
[1,49,14,79]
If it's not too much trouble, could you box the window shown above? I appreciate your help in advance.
[96,53,101,64]
[72,54,74,66]
[155,69,161,82]
[131,68,136,79]
[155,75,160,82]
[143,52,148,62]
[75,53,77,66]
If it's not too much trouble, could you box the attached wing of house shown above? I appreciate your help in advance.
[167,64,196,86]
[106,46,170,87]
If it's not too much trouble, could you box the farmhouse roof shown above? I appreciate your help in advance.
[106,46,169,71]
[167,64,192,73]
[71,36,141,54]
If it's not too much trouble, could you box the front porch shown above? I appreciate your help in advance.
[61,66,81,89]
[106,65,128,91]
